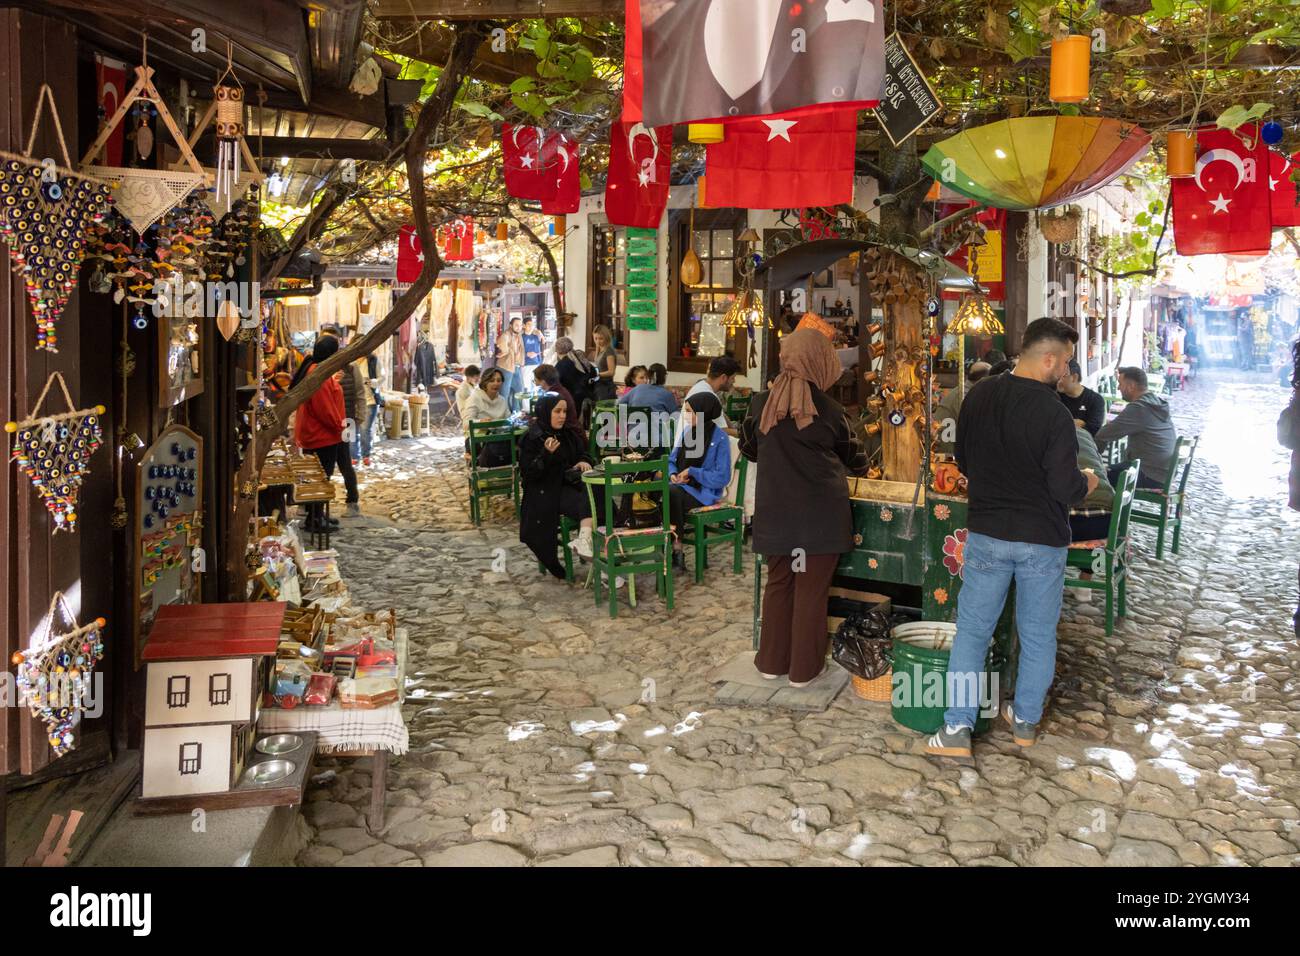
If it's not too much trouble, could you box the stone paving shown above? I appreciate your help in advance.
[297,371,1300,867]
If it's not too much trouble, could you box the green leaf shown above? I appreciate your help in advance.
[1005,28,1039,63]
[509,76,536,94]
[1059,104,1081,116]
[534,36,552,60]
[1135,212,1150,227]
[1216,102,1272,131]
[1210,0,1240,13]
[1148,200,1163,215]
[1150,0,1174,16]
[580,171,592,191]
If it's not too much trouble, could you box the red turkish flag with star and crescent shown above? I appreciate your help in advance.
[444,217,475,262]
[704,107,858,209]
[502,123,559,201]
[1172,126,1272,256]
[540,131,581,215]
[396,224,425,282]
[604,119,672,228]
[1269,148,1300,228]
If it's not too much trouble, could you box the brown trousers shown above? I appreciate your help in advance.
[755,553,839,683]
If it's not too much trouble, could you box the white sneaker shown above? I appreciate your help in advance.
[602,573,625,590]
[574,528,594,559]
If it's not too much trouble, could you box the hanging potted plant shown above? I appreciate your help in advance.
[1039,206,1081,245]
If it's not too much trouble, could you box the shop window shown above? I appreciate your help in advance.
[669,210,747,374]
[208,673,232,706]
[178,742,202,775]
[588,223,629,361]
[167,675,191,709]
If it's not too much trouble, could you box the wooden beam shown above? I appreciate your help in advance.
[258,87,387,130]
[196,135,388,161]
[373,0,621,19]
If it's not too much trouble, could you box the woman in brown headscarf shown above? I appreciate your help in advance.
[739,328,868,686]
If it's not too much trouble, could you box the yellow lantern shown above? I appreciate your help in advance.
[1049,35,1091,104]
[688,123,725,145]
[496,220,509,241]
[1167,130,1196,179]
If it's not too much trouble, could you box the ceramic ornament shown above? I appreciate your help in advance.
[5,372,106,533]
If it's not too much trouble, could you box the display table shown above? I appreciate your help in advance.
[258,628,409,831]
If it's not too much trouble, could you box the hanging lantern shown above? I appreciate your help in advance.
[553,214,567,233]
[475,227,486,245]
[1166,130,1196,178]
[697,174,710,209]
[1049,35,1091,104]
[948,295,1005,336]
[213,83,246,212]
[496,220,509,241]
[688,123,725,145]
[680,205,702,285]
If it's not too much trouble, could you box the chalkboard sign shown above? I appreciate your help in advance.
[874,33,943,147]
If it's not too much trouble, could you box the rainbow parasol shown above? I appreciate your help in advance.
[921,116,1151,211]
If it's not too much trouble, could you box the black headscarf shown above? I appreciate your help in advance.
[678,391,722,470]
[532,391,567,438]
[289,333,339,390]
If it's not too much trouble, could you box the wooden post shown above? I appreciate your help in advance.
[881,253,924,485]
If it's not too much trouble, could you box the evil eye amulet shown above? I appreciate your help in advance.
[887,409,907,427]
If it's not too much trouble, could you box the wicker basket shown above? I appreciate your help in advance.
[851,671,893,702]
[1039,208,1080,244]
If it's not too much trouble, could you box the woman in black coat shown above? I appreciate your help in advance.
[519,391,600,578]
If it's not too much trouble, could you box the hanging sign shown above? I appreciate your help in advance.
[874,33,943,147]
[625,226,658,330]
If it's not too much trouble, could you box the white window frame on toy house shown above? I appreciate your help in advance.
[208,672,232,706]
[167,675,191,708]
[178,742,202,775]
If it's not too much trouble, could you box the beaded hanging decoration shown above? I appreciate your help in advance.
[5,372,106,533]
[0,86,112,351]
[11,591,106,757]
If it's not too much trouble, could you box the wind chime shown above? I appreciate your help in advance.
[0,85,113,351]
[4,372,106,533]
[213,73,245,213]
[11,591,106,757]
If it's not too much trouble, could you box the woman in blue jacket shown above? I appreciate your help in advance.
[667,391,732,570]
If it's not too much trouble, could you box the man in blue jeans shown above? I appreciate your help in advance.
[926,317,1097,761]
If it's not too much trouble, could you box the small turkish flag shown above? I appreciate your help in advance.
[705,108,858,209]
[605,119,672,228]
[397,224,425,282]
[540,131,581,215]
[1172,126,1272,256]
[502,123,558,201]
[444,217,475,262]
[1269,149,1300,228]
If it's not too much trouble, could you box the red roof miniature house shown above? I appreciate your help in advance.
[140,603,285,801]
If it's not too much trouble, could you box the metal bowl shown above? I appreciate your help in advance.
[245,759,296,785]
[255,733,303,756]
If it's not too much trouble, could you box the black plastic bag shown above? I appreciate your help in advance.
[831,607,893,680]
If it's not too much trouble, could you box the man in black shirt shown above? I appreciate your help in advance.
[1057,358,1106,436]
[926,318,1097,761]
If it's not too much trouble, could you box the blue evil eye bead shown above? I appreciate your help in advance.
[887,409,906,427]
[172,442,183,457]
[158,505,169,518]
[41,180,63,202]
[186,447,196,461]
[149,465,160,479]
[145,486,156,500]
[1262,121,1285,145]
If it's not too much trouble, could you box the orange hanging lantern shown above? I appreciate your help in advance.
[697,174,710,208]
[688,123,725,145]
[1166,130,1196,178]
[553,214,567,233]
[496,220,509,241]
[1049,35,1090,104]
[475,227,486,245]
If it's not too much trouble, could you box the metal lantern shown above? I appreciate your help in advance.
[1167,130,1196,178]
[688,123,725,145]
[948,294,1004,336]
[1049,35,1091,104]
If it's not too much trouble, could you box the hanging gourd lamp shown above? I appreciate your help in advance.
[688,123,725,145]
[1166,130,1196,178]
[680,204,703,286]
[496,220,509,241]
[1049,35,1091,103]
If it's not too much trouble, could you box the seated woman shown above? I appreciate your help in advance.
[666,392,733,570]
[463,367,513,467]
[519,392,601,577]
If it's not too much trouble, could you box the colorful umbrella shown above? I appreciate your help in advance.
[921,116,1151,211]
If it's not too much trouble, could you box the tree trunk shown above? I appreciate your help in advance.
[513,213,566,336]
[222,20,489,599]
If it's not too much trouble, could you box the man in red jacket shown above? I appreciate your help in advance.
[292,334,359,527]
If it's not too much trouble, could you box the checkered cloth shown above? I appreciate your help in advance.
[1069,507,1111,517]
[258,629,410,755]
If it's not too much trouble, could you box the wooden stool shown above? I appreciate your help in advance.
[384,399,411,439]
[407,394,431,437]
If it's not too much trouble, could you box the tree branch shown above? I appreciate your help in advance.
[512,210,568,335]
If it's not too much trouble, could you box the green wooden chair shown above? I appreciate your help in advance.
[536,516,577,582]
[1130,435,1198,559]
[1102,434,1128,468]
[678,456,748,584]
[467,418,519,526]
[1066,461,1140,636]
[585,458,675,619]
[587,400,620,461]
[725,393,752,424]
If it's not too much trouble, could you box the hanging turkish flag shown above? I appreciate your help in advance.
[396,224,425,282]
[540,131,581,215]
[444,217,475,262]
[1269,149,1300,228]
[605,119,672,228]
[623,0,884,127]
[1172,126,1272,256]
[704,108,858,209]
[502,123,558,201]
[96,53,129,166]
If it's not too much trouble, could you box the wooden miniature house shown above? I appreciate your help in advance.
[140,602,285,800]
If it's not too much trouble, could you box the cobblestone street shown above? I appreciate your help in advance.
[298,371,1300,867]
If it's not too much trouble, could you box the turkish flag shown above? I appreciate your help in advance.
[444,217,474,262]
[705,108,858,209]
[623,0,884,127]
[1269,149,1300,228]
[502,123,558,201]
[1172,126,1272,256]
[397,224,425,282]
[604,119,672,228]
[540,131,581,215]
[96,54,128,166]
